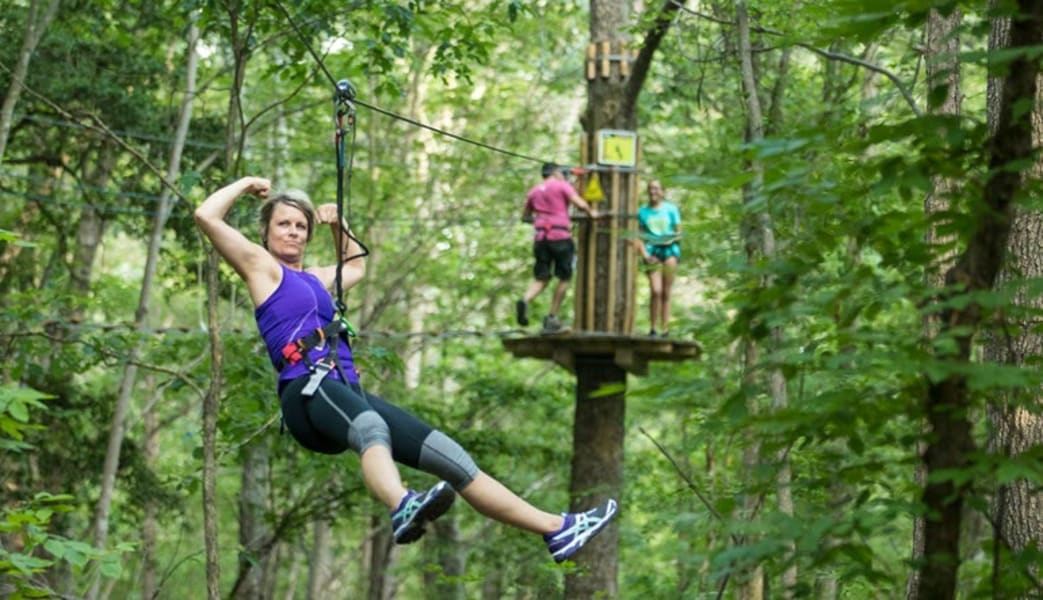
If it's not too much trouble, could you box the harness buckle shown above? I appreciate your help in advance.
[301,361,333,396]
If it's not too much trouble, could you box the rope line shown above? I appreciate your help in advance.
[1,186,643,227]
[271,0,547,165]
[8,323,695,346]
[6,322,537,341]
[351,98,547,164]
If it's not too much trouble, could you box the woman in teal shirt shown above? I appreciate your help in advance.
[635,179,681,336]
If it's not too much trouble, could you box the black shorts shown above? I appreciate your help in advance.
[279,376,432,463]
[533,238,575,281]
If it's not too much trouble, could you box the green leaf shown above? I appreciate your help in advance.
[43,538,65,559]
[99,557,123,579]
[60,541,92,569]
[8,400,28,423]
[8,553,52,575]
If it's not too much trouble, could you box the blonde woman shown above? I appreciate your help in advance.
[195,176,616,561]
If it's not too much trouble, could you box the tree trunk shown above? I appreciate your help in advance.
[365,514,396,600]
[307,518,332,600]
[201,245,224,600]
[87,19,199,598]
[0,169,50,296]
[735,2,777,598]
[234,442,272,600]
[768,37,797,591]
[566,357,625,599]
[985,4,1043,590]
[80,139,118,599]
[424,519,465,600]
[916,2,1043,597]
[0,0,60,165]
[770,365,795,598]
[71,143,116,316]
[737,344,764,600]
[203,5,254,596]
[908,9,963,600]
[141,379,160,600]
[281,551,302,600]
[567,3,682,596]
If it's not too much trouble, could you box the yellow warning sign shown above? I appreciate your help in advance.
[597,130,637,167]
[584,172,605,202]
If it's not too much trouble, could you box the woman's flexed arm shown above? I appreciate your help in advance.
[308,203,366,293]
[194,177,281,302]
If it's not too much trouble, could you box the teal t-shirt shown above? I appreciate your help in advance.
[638,201,681,247]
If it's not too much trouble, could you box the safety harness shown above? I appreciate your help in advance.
[535,223,571,241]
[279,317,357,396]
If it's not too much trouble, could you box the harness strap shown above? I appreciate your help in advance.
[279,318,357,395]
[279,319,343,368]
[535,223,571,241]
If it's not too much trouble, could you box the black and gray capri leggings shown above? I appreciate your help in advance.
[279,375,479,491]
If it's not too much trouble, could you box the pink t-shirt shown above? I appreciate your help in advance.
[525,178,577,241]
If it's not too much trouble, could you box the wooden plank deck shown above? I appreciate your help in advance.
[502,331,701,376]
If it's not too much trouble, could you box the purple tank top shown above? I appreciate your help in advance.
[254,264,359,386]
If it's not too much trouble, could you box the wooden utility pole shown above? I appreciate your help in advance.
[503,2,692,596]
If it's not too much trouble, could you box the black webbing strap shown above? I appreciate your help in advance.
[279,318,357,396]
[333,80,371,313]
[278,319,347,370]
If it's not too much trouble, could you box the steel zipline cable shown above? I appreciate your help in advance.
[271,0,566,334]
[271,0,548,166]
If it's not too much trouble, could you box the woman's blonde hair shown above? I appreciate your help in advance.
[258,189,316,248]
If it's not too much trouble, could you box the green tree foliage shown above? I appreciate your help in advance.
[3,0,1043,598]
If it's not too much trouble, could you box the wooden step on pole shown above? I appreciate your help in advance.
[586,43,596,81]
[607,167,620,331]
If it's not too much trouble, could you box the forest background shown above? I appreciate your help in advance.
[3,0,1043,599]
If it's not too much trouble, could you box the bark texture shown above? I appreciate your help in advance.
[909,9,963,600]
[566,2,684,597]
[918,3,1043,597]
[0,0,60,164]
[567,357,625,599]
[985,4,1043,584]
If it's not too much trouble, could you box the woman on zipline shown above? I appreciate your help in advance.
[194,176,616,562]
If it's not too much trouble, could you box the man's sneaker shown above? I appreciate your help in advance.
[391,481,456,544]
[542,314,569,333]
[544,498,618,563]
[516,299,529,326]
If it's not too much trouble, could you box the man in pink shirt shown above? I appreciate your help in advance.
[517,162,596,332]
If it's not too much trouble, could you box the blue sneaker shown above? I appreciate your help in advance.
[391,481,456,544]
[544,498,618,563]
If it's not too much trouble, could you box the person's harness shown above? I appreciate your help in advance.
[535,222,571,241]
[279,317,357,396]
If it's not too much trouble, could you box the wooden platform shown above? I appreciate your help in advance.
[502,330,701,376]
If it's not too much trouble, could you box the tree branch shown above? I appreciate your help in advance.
[668,0,922,116]
[0,60,193,207]
[624,0,687,117]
